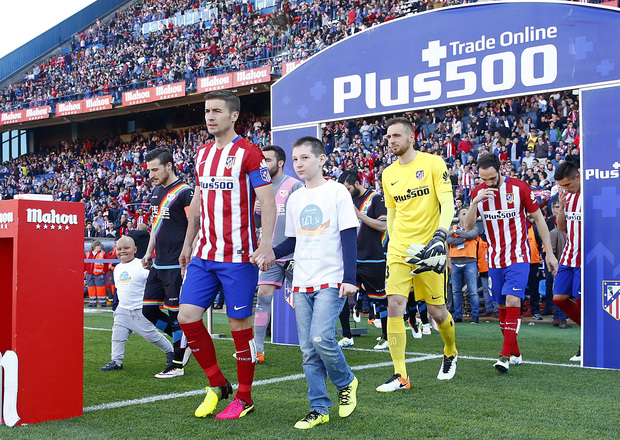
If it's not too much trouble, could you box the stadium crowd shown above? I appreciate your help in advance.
[0,112,270,234]
[0,0,423,113]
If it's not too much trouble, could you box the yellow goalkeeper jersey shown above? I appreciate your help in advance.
[383,152,453,257]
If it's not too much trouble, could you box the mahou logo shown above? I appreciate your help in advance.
[0,210,14,229]
[26,208,78,231]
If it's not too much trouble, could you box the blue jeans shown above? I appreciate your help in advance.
[451,261,480,320]
[480,275,498,313]
[294,287,354,415]
[461,152,471,165]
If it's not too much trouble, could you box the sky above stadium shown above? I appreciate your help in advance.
[0,0,96,59]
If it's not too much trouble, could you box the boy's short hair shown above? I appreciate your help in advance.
[92,240,101,249]
[262,145,286,165]
[205,90,240,113]
[117,236,136,247]
[293,136,326,157]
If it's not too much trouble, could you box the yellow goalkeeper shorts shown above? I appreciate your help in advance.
[385,252,447,305]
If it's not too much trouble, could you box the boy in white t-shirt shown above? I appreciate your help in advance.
[253,136,359,429]
[99,236,174,373]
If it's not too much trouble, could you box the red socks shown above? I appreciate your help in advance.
[180,322,256,403]
[180,320,226,387]
[553,297,582,325]
[501,307,521,358]
[232,328,256,404]
[498,308,507,335]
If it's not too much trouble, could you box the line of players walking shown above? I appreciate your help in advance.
[92,91,582,429]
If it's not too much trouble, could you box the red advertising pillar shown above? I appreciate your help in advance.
[0,199,84,425]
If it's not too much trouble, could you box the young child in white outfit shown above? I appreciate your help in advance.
[99,236,173,373]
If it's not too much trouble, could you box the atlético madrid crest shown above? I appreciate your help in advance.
[416,170,424,180]
[285,285,295,308]
[225,156,236,169]
[603,281,620,320]
[506,193,514,204]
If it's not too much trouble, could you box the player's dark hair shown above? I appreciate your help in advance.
[338,169,361,185]
[477,153,501,172]
[205,89,241,113]
[554,161,579,181]
[145,147,174,166]
[386,117,414,134]
[263,145,286,165]
[293,136,326,157]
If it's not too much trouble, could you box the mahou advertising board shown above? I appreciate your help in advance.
[0,106,51,126]
[122,81,186,106]
[55,95,113,117]
[0,199,84,425]
[197,66,271,93]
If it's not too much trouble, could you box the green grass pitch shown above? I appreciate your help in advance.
[1,310,619,440]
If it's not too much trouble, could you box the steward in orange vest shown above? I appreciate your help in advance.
[84,240,108,307]
[447,208,480,322]
[526,223,543,319]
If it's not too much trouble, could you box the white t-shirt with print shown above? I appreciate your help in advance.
[285,180,358,291]
[114,258,149,310]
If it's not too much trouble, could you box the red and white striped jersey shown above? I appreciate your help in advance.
[471,177,539,269]
[461,170,474,188]
[560,192,582,268]
[193,136,271,263]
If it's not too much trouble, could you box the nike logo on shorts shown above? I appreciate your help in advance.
[512,287,521,291]
[234,305,248,311]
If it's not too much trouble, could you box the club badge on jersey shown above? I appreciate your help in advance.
[258,160,271,183]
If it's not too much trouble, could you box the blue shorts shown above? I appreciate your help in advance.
[180,257,259,319]
[488,262,529,305]
[553,265,581,299]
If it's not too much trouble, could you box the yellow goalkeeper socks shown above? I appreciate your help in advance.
[437,313,457,357]
[387,317,407,378]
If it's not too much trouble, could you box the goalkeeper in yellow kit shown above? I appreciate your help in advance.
[376,117,458,392]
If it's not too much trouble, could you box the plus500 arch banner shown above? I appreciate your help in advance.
[581,84,620,370]
[272,2,620,128]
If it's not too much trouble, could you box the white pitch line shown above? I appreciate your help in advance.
[84,327,112,331]
[83,355,434,413]
[83,327,581,368]
[343,346,582,368]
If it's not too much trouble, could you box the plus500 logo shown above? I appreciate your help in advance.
[200,176,235,190]
[334,27,558,113]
